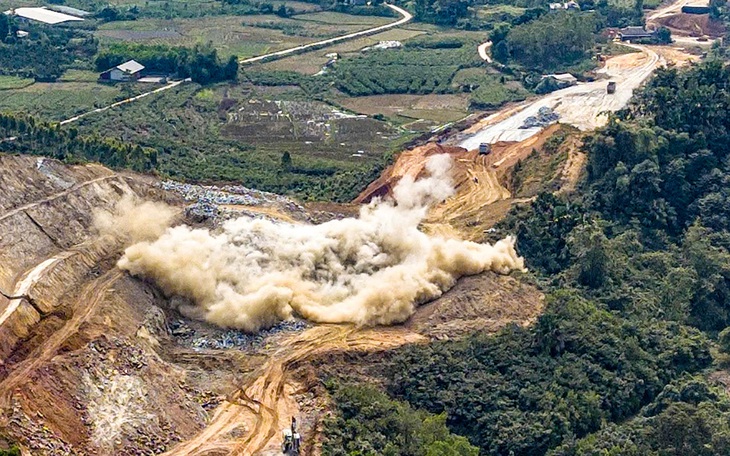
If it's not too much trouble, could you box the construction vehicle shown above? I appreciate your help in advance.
[479,143,491,155]
[282,417,301,455]
[607,81,616,94]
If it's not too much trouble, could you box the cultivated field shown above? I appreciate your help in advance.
[96,12,394,58]
[337,93,470,130]
[0,76,34,91]
[0,78,161,121]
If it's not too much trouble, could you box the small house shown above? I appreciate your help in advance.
[100,60,145,82]
[618,26,654,41]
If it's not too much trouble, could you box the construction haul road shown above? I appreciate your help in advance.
[458,44,663,148]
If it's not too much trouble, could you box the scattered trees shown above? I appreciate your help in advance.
[0,113,157,172]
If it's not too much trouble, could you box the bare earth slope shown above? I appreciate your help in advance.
[0,155,220,455]
[0,154,543,455]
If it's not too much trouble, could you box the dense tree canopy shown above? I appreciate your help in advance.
[498,11,600,71]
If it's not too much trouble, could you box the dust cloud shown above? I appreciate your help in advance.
[94,194,177,243]
[117,155,525,332]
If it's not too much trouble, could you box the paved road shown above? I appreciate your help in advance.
[59,78,190,126]
[239,3,413,65]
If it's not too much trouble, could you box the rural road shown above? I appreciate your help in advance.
[478,41,493,63]
[458,44,664,149]
[647,0,692,21]
[239,3,413,65]
[59,78,191,126]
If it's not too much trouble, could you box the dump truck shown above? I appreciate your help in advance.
[282,417,301,455]
[607,81,616,94]
[479,143,491,155]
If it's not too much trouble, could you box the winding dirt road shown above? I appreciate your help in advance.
[0,269,123,410]
[162,325,424,456]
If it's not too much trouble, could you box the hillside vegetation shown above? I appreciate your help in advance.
[323,60,730,456]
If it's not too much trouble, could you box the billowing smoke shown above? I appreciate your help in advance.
[94,194,178,243]
[117,155,525,332]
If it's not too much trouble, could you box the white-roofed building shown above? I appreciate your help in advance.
[10,7,84,25]
[100,60,145,82]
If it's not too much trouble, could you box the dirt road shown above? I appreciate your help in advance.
[239,4,412,66]
[478,41,493,63]
[0,174,116,223]
[0,269,122,410]
[457,44,663,149]
[162,325,425,456]
[648,0,693,21]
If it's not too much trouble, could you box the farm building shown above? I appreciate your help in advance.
[618,26,654,41]
[100,60,145,82]
[681,3,711,14]
[5,7,84,24]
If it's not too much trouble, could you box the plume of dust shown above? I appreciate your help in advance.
[94,194,177,244]
[117,154,525,333]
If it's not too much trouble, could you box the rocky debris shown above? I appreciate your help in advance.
[160,180,310,224]
[7,398,79,456]
[142,305,169,337]
[520,107,560,129]
[170,319,309,351]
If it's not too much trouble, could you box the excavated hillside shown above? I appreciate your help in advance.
[0,153,544,455]
[656,13,725,37]
[357,124,572,241]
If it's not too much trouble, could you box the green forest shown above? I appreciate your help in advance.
[321,61,730,456]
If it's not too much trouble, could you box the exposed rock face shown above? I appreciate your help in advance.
[354,143,467,204]
[0,155,219,455]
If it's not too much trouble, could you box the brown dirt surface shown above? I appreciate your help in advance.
[406,273,544,339]
[356,124,563,241]
[656,13,726,37]
[0,152,546,455]
[652,45,703,65]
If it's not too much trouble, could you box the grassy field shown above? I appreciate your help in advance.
[337,94,469,131]
[258,28,428,74]
[0,76,34,91]
[96,12,394,58]
[0,79,160,121]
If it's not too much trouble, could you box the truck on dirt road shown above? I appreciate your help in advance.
[607,81,617,94]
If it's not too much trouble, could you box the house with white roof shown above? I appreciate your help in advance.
[6,7,84,25]
[100,60,145,82]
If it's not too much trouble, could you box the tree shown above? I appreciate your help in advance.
[281,151,292,170]
[656,26,672,44]
[568,222,611,289]
[426,436,479,456]
[0,13,9,43]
